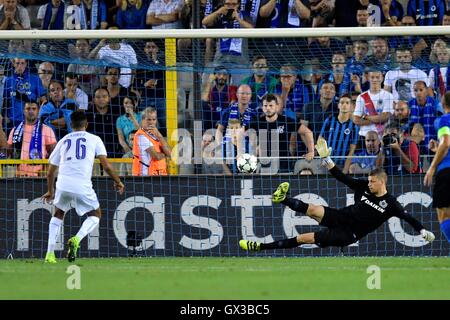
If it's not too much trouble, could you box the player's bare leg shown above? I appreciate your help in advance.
[437,207,450,243]
[45,208,65,264]
[67,208,102,262]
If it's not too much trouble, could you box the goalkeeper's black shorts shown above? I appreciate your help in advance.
[432,167,450,208]
[314,207,358,248]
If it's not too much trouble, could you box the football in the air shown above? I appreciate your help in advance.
[237,153,258,173]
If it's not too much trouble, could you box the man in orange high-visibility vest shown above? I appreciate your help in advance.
[132,107,171,176]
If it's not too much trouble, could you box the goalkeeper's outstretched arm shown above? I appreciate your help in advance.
[315,137,367,191]
[394,206,435,242]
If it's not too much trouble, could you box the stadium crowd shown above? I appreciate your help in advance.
[0,0,449,176]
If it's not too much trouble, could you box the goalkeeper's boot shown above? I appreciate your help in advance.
[272,182,290,204]
[44,252,57,264]
[67,236,80,262]
[239,240,261,252]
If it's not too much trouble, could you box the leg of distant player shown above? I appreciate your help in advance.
[45,208,64,263]
[437,208,450,243]
[67,208,101,262]
[240,182,326,251]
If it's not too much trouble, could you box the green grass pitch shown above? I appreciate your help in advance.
[0,257,449,299]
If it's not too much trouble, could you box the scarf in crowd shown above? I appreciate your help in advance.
[43,0,65,30]
[12,120,43,160]
[219,12,243,55]
[270,0,300,28]
[90,0,98,29]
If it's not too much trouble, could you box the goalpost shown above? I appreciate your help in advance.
[0,26,449,259]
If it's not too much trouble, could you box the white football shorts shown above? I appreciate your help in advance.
[53,189,100,216]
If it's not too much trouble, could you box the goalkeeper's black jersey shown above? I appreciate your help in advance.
[329,166,424,239]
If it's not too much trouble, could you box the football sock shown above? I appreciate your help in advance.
[282,198,309,213]
[260,237,299,250]
[47,217,63,254]
[440,219,450,243]
[76,216,100,242]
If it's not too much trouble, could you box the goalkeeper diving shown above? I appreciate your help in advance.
[240,137,435,252]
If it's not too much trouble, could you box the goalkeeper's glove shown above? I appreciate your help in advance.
[420,229,435,242]
[315,137,334,168]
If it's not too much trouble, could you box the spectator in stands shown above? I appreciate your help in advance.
[0,0,31,30]
[202,0,254,85]
[215,84,256,161]
[368,37,392,75]
[275,64,311,121]
[240,55,278,108]
[378,121,420,174]
[119,129,136,176]
[354,69,394,140]
[7,39,22,52]
[318,94,359,173]
[349,130,380,174]
[393,100,411,132]
[259,0,311,27]
[146,0,183,29]
[389,16,428,60]
[258,0,312,66]
[64,73,89,111]
[89,36,137,89]
[384,46,429,101]
[407,0,445,26]
[428,38,448,65]
[0,102,56,177]
[37,61,54,94]
[301,79,338,140]
[334,0,370,27]
[340,40,369,97]
[248,94,314,173]
[116,91,141,154]
[132,107,171,176]
[370,0,404,26]
[85,87,121,156]
[67,39,103,95]
[428,41,450,100]
[134,40,166,134]
[104,66,131,111]
[200,131,232,175]
[39,80,77,140]
[409,80,442,153]
[319,53,347,99]
[201,65,237,130]
[356,4,369,26]
[3,58,46,131]
[116,0,148,29]
[37,0,65,30]
[306,25,347,69]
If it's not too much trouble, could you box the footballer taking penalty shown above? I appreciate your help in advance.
[42,111,125,263]
[240,137,435,252]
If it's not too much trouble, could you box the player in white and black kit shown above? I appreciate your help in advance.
[42,111,125,263]
[240,137,435,251]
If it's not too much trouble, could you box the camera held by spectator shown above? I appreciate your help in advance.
[382,132,399,147]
